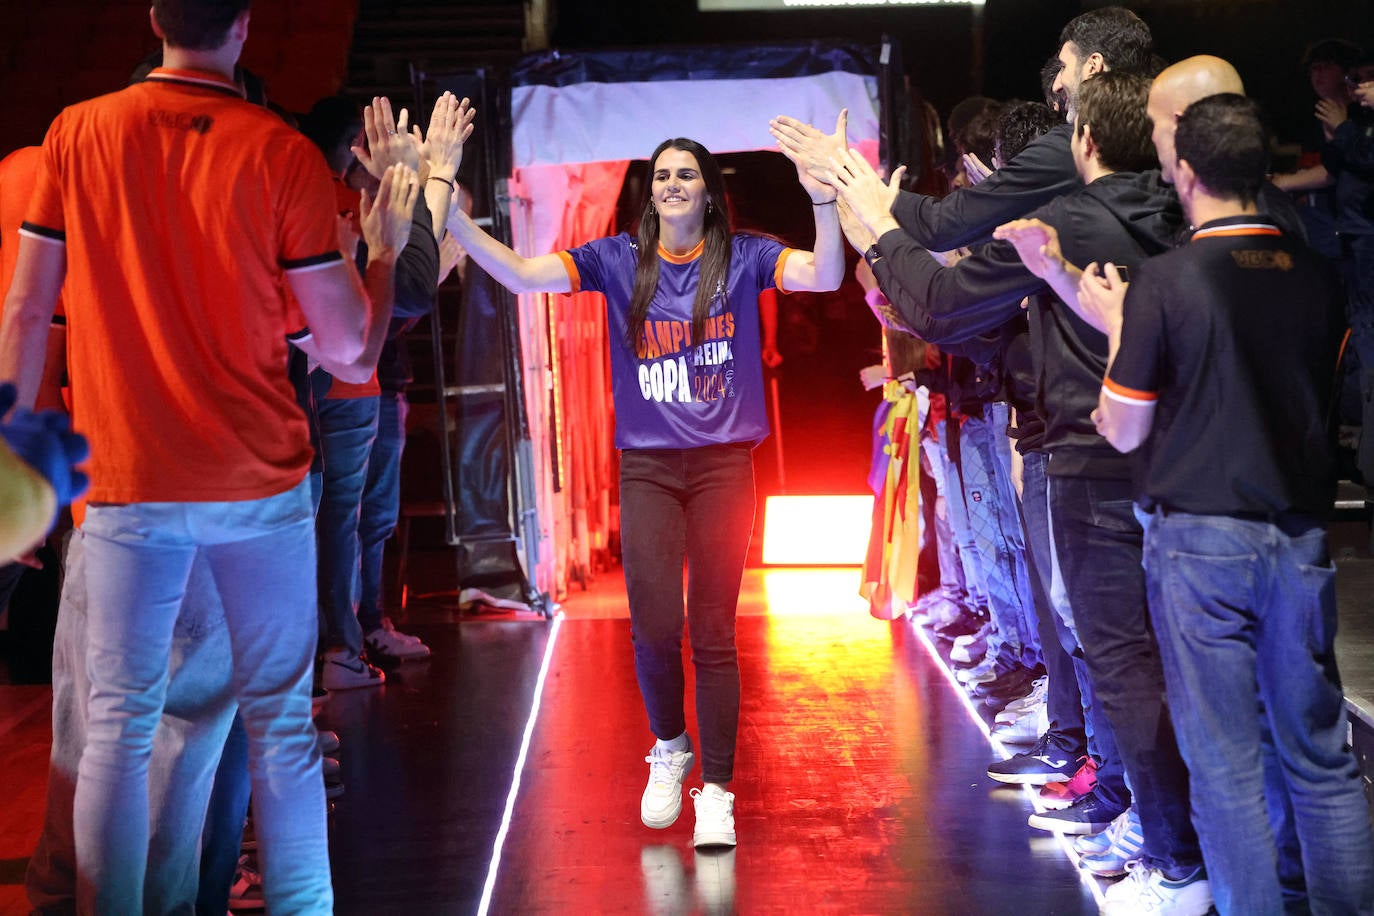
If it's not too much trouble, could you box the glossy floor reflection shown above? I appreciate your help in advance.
[489,569,1096,914]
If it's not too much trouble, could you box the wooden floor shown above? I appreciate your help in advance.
[0,553,1104,915]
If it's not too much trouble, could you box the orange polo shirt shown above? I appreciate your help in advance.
[22,67,342,503]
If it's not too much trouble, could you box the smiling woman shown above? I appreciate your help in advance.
[446,119,844,851]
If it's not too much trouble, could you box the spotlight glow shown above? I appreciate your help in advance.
[761,494,873,566]
[476,610,565,916]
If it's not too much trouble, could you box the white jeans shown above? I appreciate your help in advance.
[74,479,331,914]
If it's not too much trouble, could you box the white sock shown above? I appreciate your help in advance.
[656,732,690,754]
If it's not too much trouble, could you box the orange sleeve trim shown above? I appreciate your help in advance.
[774,248,798,294]
[556,250,581,294]
[1102,376,1158,404]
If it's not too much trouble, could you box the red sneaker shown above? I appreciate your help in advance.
[1038,757,1097,810]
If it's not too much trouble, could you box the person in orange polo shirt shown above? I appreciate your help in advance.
[0,1,421,911]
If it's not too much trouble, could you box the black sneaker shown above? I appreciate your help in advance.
[933,610,988,641]
[974,665,1046,710]
[986,733,1079,785]
[1027,787,1126,835]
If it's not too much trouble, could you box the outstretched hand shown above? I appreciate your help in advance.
[993,218,1066,281]
[830,148,905,238]
[360,164,421,258]
[963,152,993,186]
[417,92,476,182]
[770,110,848,193]
[352,97,421,180]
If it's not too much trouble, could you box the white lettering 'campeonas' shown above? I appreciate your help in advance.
[638,357,692,403]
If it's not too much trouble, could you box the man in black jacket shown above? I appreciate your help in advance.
[833,72,1211,909]
[770,6,1154,253]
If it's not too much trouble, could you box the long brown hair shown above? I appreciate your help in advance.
[627,138,732,353]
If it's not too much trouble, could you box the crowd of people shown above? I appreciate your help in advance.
[0,0,475,910]
[1,0,1373,914]
[775,7,1374,915]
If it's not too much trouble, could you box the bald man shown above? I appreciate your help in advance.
[1147,56,1305,235]
[1147,56,1245,183]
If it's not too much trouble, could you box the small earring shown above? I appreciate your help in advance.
[707,200,713,213]
[649,203,656,213]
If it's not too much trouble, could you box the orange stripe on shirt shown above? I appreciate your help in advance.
[1191,225,1282,241]
[775,247,797,294]
[556,250,581,294]
[1102,376,1158,404]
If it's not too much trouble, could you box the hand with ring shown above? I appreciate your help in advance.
[352,96,420,179]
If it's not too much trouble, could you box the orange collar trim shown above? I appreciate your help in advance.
[1191,223,1281,242]
[658,238,705,264]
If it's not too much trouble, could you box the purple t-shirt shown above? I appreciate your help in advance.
[563,232,790,450]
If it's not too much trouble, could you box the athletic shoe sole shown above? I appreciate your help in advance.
[693,829,737,848]
[641,796,684,830]
[986,768,1073,786]
[1027,809,1117,834]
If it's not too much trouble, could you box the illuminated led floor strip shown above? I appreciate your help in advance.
[476,610,566,916]
[909,619,1108,908]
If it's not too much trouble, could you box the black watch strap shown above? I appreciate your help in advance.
[864,243,883,267]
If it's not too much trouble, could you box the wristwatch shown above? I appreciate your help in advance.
[863,243,883,268]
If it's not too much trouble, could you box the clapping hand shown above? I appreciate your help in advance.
[770,110,848,193]
[360,165,421,259]
[1076,261,1129,335]
[352,96,421,179]
[417,92,476,183]
[830,148,905,238]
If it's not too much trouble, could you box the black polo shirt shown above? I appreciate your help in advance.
[1106,216,1347,520]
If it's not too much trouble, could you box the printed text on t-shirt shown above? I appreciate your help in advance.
[635,312,738,404]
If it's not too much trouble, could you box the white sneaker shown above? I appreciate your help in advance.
[1100,861,1212,915]
[322,649,386,690]
[641,741,694,829]
[998,676,1049,717]
[364,620,431,661]
[990,706,1043,745]
[691,784,737,848]
[950,624,992,664]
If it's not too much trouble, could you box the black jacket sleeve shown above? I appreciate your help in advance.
[870,229,1044,346]
[888,124,1081,251]
[392,196,441,321]
[1324,117,1374,178]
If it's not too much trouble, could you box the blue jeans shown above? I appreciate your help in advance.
[197,714,252,916]
[1048,475,1199,871]
[358,391,407,635]
[315,396,380,655]
[1016,451,1085,756]
[620,445,755,785]
[956,408,1039,668]
[922,425,970,610]
[74,480,330,914]
[28,531,241,914]
[938,421,991,616]
[1144,511,1374,915]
